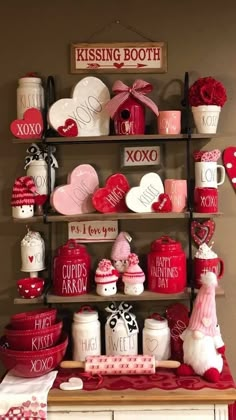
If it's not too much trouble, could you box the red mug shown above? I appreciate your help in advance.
[194,257,224,289]
[194,187,218,213]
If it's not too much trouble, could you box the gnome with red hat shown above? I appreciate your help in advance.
[11,176,36,219]
[177,271,225,382]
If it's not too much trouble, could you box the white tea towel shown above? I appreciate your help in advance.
[0,370,57,419]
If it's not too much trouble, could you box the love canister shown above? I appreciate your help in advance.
[53,239,90,296]
[147,236,186,293]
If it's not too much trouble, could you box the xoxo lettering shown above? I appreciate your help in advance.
[200,196,217,207]
[17,122,42,136]
[30,356,53,373]
[68,96,102,128]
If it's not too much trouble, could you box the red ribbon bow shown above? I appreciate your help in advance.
[105,79,159,119]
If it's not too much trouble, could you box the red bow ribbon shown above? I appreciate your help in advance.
[105,79,159,119]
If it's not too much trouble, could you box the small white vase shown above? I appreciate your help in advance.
[192,105,221,134]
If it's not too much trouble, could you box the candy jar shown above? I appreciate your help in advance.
[122,253,145,295]
[105,302,139,356]
[94,259,119,296]
[72,306,101,362]
[111,231,132,274]
[21,230,45,277]
[17,74,45,119]
[11,176,36,219]
[143,314,171,360]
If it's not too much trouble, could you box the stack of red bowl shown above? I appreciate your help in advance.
[0,308,68,377]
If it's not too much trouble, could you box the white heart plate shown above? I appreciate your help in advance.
[125,172,164,213]
[59,377,83,391]
[48,76,110,137]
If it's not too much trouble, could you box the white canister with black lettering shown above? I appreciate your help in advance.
[17,76,45,119]
[72,306,101,362]
[142,316,171,360]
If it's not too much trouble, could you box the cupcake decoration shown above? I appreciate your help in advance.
[95,259,119,297]
[122,253,145,296]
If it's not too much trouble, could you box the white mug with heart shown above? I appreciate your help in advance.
[142,317,171,360]
[195,162,225,188]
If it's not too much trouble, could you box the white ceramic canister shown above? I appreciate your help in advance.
[142,316,171,360]
[17,76,45,119]
[27,158,55,195]
[72,307,101,362]
[21,230,46,276]
[105,317,138,356]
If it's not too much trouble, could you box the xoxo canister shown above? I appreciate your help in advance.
[147,236,186,293]
[143,315,171,360]
[72,306,101,362]
[53,239,90,296]
[17,76,45,119]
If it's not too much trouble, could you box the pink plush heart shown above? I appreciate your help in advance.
[51,164,99,215]
[92,174,130,213]
[57,118,78,137]
[10,108,43,139]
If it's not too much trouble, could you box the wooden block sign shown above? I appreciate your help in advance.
[68,220,118,242]
[122,145,161,167]
[70,42,167,73]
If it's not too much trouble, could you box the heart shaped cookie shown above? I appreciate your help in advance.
[60,377,83,391]
[191,220,215,246]
[57,118,78,137]
[48,77,110,137]
[152,193,172,212]
[125,173,164,213]
[223,147,236,190]
[10,108,43,139]
[92,174,130,213]
[51,164,99,215]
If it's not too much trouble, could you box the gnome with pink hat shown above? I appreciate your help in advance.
[94,259,119,296]
[122,253,145,296]
[177,271,225,382]
[111,231,132,274]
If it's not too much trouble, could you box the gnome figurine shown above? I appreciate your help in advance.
[94,259,119,297]
[122,253,145,296]
[11,176,36,219]
[177,271,225,382]
[111,231,132,274]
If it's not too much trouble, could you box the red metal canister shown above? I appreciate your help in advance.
[114,97,145,135]
[147,236,186,294]
[53,239,91,296]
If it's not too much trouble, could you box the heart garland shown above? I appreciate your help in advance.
[191,219,215,246]
[223,147,236,190]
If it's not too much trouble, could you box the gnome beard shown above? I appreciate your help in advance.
[177,272,225,383]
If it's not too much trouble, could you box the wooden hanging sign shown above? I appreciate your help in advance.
[70,42,167,73]
[68,220,118,242]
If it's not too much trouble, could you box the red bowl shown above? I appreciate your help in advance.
[5,320,63,351]
[11,308,57,330]
[0,332,68,377]
[17,277,44,299]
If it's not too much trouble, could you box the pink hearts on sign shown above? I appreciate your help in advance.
[10,108,43,139]
[51,164,99,215]
[92,174,130,213]
[223,147,236,190]
[57,118,78,137]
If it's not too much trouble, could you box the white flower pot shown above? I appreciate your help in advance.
[192,105,221,134]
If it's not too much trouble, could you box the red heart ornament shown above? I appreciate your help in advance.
[113,62,124,69]
[223,147,236,190]
[191,220,215,246]
[152,193,172,212]
[57,118,78,137]
[92,174,130,213]
[10,108,43,139]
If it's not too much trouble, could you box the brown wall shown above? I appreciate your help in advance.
[0,0,236,377]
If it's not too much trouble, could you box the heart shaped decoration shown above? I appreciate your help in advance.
[113,62,124,69]
[191,220,215,246]
[152,193,172,212]
[145,338,158,352]
[10,108,43,139]
[125,173,164,213]
[48,77,110,137]
[223,147,236,190]
[28,256,34,263]
[57,118,78,137]
[202,317,212,327]
[60,377,83,391]
[92,174,130,213]
[51,164,99,215]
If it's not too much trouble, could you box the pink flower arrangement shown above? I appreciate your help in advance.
[189,76,227,107]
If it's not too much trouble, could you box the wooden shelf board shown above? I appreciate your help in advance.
[192,212,223,218]
[187,286,225,296]
[14,295,45,304]
[46,290,189,304]
[12,133,225,145]
[12,216,44,223]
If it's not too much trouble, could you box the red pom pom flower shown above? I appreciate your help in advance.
[189,76,227,107]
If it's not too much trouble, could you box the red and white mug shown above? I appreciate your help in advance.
[194,187,218,213]
[194,257,224,289]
